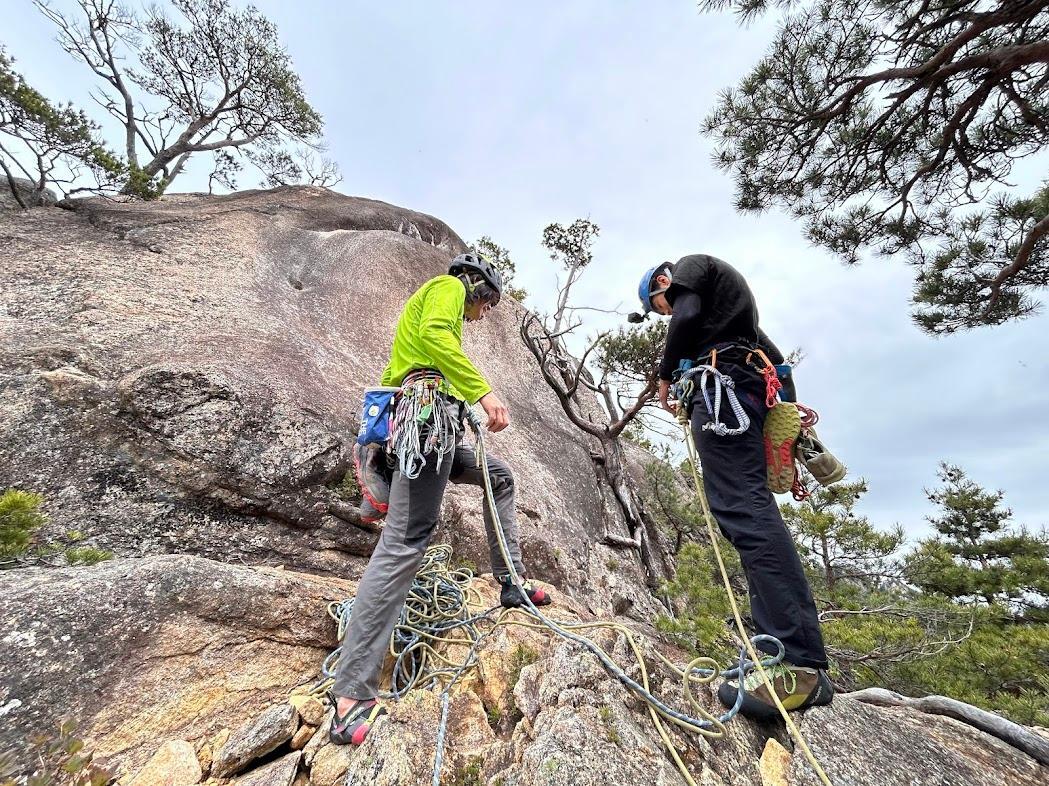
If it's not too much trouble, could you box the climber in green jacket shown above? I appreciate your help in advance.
[330,253,552,747]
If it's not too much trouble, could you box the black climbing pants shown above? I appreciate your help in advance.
[690,362,828,669]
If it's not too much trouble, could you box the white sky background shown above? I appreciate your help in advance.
[5,0,1048,541]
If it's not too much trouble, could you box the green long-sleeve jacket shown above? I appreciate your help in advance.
[380,275,492,404]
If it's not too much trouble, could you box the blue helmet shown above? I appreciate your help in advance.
[637,264,670,313]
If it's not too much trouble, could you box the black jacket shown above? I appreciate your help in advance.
[658,254,783,381]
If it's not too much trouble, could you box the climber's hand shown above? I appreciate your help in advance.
[479,392,510,432]
[658,380,677,414]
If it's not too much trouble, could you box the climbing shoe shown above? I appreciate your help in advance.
[329,695,387,746]
[358,496,384,526]
[794,428,846,487]
[763,402,801,494]
[718,664,834,722]
[353,442,391,515]
[497,574,552,609]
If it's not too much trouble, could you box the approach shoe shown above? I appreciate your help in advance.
[763,402,801,494]
[794,428,846,487]
[329,696,387,746]
[353,441,391,514]
[718,663,834,722]
[497,574,552,609]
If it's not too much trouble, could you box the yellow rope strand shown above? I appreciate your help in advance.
[679,417,833,786]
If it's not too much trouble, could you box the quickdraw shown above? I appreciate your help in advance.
[388,371,459,479]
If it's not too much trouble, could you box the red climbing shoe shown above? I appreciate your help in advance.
[329,696,387,746]
[497,574,552,609]
[353,442,391,514]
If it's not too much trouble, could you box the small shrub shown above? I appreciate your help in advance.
[485,701,503,727]
[1,718,114,786]
[598,704,620,743]
[448,755,483,786]
[507,643,540,690]
[334,470,360,501]
[0,489,46,559]
[64,547,113,566]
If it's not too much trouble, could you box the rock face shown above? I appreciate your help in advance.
[0,186,659,620]
[1,543,1046,784]
[0,555,336,776]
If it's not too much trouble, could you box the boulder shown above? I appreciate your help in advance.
[230,750,301,786]
[127,740,202,786]
[0,555,341,777]
[211,702,299,778]
[0,176,56,209]
[790,697,1046,786]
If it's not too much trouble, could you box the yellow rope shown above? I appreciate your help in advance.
[679,417,833,786]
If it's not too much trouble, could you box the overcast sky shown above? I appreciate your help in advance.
[6,1,1048,541]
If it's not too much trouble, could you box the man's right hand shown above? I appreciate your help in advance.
[658,379,677,415]
[478,392,510,432]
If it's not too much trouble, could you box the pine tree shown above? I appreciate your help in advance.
[700,1,1049,333]
[906,463,1049,620]
[780,479,903,593]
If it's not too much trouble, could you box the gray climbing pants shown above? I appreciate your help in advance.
[332,430,525,700]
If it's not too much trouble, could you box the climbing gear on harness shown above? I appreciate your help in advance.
[389,370,460,480]
[795,428,847,487]
[744,348,783,408]
[764,403,802,494]
[672,361,750,436]
[717,663,834,722]
[637,263,672,314]
[328,694,388,746]
[353,441,391,516]
[449,253,503,304]
[497,572,551,608]
[357,387,400,446]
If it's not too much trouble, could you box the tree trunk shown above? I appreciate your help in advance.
[598,433,670,594]
[821,534,835,591]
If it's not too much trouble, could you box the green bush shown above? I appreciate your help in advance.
[0,489,46,559]
[64,547,113,566]
[655,541,743,660]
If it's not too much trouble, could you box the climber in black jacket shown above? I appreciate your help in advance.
[635,253,834,720]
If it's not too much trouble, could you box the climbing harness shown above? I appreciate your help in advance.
[388,371,460,479]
